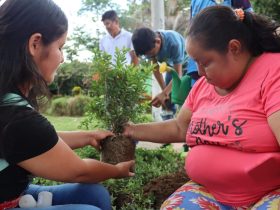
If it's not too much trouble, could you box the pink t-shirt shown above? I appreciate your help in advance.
[184,53,280,206]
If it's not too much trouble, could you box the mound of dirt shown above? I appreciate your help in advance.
[143,169,190,209]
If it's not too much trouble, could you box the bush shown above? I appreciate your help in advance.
[46,95,91,117]
[53,61,91,95]
[83,49,154,133]
[49,97,69,116]
[252,0,280,22]
[68,95,91,116]
[72,86,82,96]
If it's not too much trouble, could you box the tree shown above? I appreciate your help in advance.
[68,0,191,59]
[123,0,190,35]
[52,61,92,95]
[79,0,120,21]
[64,27,102,62]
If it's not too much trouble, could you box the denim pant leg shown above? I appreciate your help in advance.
[14,183,111,210]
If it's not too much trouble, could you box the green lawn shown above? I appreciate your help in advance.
[45,114,153,131]
[44,115,84,131]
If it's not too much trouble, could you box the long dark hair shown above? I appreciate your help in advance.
[0,0,68,108]
[187,5,280,56]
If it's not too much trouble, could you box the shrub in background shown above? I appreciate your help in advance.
[49,97,69,116]
[68,95,91,116]
[53,61,91,95]
[72,86,82,96]
[252,0,280,22]
[45,95,91,117]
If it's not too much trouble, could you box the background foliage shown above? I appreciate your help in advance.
[251,0,280,22]
[45,95,91,116]
[51,61,91,95]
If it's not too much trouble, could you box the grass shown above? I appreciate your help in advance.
[44,114,153,131]
[44,115,83,131]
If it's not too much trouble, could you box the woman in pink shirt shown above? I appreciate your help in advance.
[124,5,280,209]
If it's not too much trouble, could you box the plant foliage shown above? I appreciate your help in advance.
[82,49,153,133]
[251,0,280,22]
[52,61,91,95]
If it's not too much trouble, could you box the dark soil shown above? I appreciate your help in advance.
[112,168,189,209]
[113,192,133,210]
[101,137,189,209]
[143,168,190,209]
[100,135,136,165]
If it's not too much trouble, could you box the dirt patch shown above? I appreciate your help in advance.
[143,168,190,209]
[113,192,133,210]
[111,169,189,209]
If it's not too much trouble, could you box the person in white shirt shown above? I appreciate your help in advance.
[99,10,138,65]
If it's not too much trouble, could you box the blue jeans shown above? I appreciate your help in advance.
[10,183,111,210]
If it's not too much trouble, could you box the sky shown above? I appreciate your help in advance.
[53,0,128,36]
[53,0,91,35]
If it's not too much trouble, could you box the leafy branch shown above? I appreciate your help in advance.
[83,48,154,133]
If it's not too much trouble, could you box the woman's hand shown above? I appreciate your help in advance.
[122,123,135,138]
[115,160,135,178]
[88,130,114,150]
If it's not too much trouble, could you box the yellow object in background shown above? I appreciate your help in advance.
[159,62,169,73]
[158,62,192,105]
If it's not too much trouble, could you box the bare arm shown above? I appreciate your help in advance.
[153,67,166,90]
[129,50,139,66]
[267,110,280,146]
[57,130,113,150]
[151,59,167,107]
[18,138,134,183]
[124,107,192,143]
